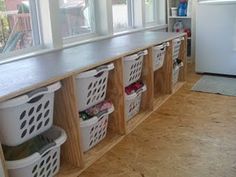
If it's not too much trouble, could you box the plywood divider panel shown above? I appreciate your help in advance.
[166,40,174,94]
[179,35,187,81]
[54,76,84,168]
[141,48,154,111]
[106,59,126,135]
[154,41,173,96]
[0,145,8,177]
[154,69,165,97]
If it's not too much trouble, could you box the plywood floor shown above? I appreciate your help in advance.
[80,64,236,177]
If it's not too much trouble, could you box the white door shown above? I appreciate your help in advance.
[196,3,236,75]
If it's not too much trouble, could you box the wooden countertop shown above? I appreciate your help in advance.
[0,31,185,102]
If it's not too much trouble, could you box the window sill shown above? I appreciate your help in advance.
[113,24,168,36]
[63,24,168,49]
[0,24,167,65]
[0,46,54,65]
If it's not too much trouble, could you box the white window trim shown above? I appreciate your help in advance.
[144,0,159,25]
[112,0,135,33]
[0,0,43,59]
[60,0,97,44]
[114,24,167,36]
[0,0,168,64]
[63,32,99,46]
[128,0,134,27]
[30,0,41,46]
[0,45,48,64]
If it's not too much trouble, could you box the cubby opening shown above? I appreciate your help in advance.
[125,48,154,134]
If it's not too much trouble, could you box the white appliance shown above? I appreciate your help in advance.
[196,0,236,75]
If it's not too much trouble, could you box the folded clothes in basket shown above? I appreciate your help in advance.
[125,81,144,95]
[3,135,50,161]
[79,100,113,121]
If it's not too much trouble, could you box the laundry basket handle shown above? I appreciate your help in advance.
[39,142,57,156]
[136,85,147,95]
[96,63,114,74]
[26,82,61,103]
[179,61,184,67]
[97,106,114,121]
[153,42,169,50]
[154,44,165,50]
[77,63,114,78]
[27,87,48,99]
[125,85,147,100]
[137,50,148,57]
[174,38,181,43]
[0,82,61,108]
[124,50,148,61]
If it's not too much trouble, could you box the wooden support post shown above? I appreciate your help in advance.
[106,59,126,135]
[154,41,173,96]
[0,145,8,177]
[54,76,84,168]
[179,35,187,81]
[166,41,174,93]
[141,48,154,111]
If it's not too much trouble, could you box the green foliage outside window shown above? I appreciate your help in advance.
[0,0,10,51]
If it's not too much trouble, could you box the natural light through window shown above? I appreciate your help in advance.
[0,0,40,54]
[59,0,95,39]
[0,0,167,61]
[145,0,155,24]
[112,0,132,33]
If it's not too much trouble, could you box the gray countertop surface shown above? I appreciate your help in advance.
[0,31,185,102]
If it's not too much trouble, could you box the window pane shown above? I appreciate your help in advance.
[59,0,95,38]
[112,0,131,32]
[145,0,155,23]
[0,0,40,54]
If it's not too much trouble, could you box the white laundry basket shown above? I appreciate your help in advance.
[76,63,114,112]
[123,50,148,87]
[172,37,184,60]
[173,62,183,85]
[0,82,61,146]
[4,126,67,177]
[152,42,169,71]
[80,105,114,152]
[125,84,147,121]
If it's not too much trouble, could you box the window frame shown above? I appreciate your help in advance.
[0,0,168,63]
[112,0,135,33]
[59,0,97,44]
[144,0,159,26]
[0,0,43,58]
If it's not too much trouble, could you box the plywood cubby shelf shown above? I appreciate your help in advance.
[0,32,187,177]
[0,145,8,177]
[57,132,124,177]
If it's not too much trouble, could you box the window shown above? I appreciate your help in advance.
[144,0,157,24]
[0,0,167,61]
[59,0,95,39]
[0,0,41,54]
[112,0,133,32]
